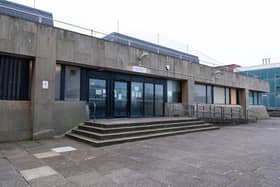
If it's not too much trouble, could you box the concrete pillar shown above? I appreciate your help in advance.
[181,79,195,106]
[31,25,56,139]
[240,88,249,117]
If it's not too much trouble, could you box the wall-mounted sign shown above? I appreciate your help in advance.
[42,80,48,89]
[132,66,147,73]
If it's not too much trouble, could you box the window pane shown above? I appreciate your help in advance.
[155,84,164,116]
[231,88,237,104]
[131,82,143,117]
[167,80,181,103]
[249,91,253,105]
[253,91,258,105]
[55,64,61,100]
[206,85,213,104]
[89,79,107,118]
[225,88,230,104]
[0,55,30,100]
[144,83,154,116]
[65,66,80,100]
[114,81,128,117]
[195,84,206,103]
[214,86,225,104]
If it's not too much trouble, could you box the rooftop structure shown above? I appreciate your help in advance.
[103,32,199,64]
[0,0,53,26]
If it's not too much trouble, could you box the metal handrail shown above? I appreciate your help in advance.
[184,104,257,123]
[88,101,96,121]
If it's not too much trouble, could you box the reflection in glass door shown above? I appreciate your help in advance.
[144,83,154,116]
[89,79,107,118]
[131,82,143,117]
[155,84,164,116]
[114,81,128,117]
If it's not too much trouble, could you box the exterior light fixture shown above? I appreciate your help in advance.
[165,65,170,71]
[137,52,149,61]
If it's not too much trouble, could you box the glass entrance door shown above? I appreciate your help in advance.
[144,83,154,116]
[131,82,143,117]
[89,78,107,118]
[114,81,128,117]
[155,84,164,116]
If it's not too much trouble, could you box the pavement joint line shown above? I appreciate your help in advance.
[20,166,58,181]
[33,151,61,159]
[51,146,77,153]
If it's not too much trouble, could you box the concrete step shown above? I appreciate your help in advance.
[73,123,216,140]
[85,118,198,128]
[66,126,219,147]
[79,120,206,133]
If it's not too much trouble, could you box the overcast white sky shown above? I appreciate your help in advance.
[9,0,280,67]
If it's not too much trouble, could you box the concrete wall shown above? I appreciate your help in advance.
[0,101,32,142]
[0,14,271,140]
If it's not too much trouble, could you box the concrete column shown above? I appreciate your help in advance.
[181,79,195,106]
[240,88,249,117]
[31,25,56,139]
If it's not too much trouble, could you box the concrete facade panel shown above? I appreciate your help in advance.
[0,101,32,142]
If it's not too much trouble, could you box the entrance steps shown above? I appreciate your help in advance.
[66,117,219,147]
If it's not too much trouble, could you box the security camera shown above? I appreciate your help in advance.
[165,65,170,71]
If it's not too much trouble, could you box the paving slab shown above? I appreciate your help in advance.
[51,146,77,153]
[20,166,58,181]
[33,151,61,159]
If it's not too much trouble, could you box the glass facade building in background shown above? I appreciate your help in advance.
[235,63,280,110]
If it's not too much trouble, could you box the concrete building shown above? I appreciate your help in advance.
[0,11,269,142]
[235,63,280,110]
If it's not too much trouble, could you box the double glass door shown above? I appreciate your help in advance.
[89,77,164,118]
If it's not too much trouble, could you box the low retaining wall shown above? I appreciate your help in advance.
[53,101,89,136]
[165,103,186,116]
[248,105,269,120]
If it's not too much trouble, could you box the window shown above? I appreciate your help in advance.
[249,91,254,105]
[253,91,258,105]
[64,66,80,101]
[0,55,30,100]
[214,86,225,104]
[276,87,280,96]
[55,64,61,100]
[249,90,262,105]
[206,85,213,104]
[167,80,181,103]
[225,88,230,104]
[231,88,237,104]
[194,84,206,103]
